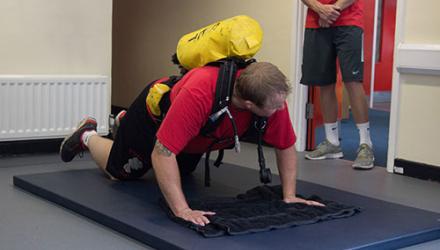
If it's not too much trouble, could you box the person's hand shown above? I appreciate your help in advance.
[176,208,216,226]
[283,196,325,207]
[318,4,340,24]
[319,18,331,28]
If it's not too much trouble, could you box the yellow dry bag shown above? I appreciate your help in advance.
[146,82,171,116]
[176,15,263,70]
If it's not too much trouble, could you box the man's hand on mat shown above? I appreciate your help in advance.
[176,208,216,226]
[284,196,325,207]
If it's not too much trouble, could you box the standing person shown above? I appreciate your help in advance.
[60,61,324,227]
[300,0,374,169]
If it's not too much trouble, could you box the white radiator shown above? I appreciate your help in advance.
[0,75,110,141]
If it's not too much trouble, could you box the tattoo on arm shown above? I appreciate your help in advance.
[155,140,172,157]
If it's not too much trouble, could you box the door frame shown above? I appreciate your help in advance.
[291,0,404,172]
[368,0,380,107]
[290,2,308,152]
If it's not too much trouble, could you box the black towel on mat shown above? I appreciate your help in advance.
[160,185,361,237]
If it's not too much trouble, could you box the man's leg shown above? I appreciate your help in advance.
[344,81,374,169]
[301,27,343,160]
[87,134,114,176]
[345,81,372,148]
[319,84,338,124]
[80,129,117,179]
[344,81,368,124]
[319,84,341,147]
[59,117,116,179]
[335,25,375,169]
[305,84,344,160]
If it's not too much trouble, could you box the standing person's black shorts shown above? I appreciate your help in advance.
[300,26,364,86]
[106,82,203,180]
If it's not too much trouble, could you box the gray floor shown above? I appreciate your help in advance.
[1,143,439,250]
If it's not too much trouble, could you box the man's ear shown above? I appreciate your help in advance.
[243,100,255,110]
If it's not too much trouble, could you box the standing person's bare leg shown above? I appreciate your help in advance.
[319,84,338,124]
[344,81,374,169]
[305,84,343,160]
[344,82,368,123]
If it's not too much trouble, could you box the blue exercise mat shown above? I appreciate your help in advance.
[13,163,440,250]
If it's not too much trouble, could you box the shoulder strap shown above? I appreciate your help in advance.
[201,57,255,135]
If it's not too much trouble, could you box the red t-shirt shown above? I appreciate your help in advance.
[155,66,296,155]
[305,0,364,29]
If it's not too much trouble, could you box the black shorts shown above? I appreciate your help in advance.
[300,26,364,86]
[106,83,203,180]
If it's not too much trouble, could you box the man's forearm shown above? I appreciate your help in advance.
[275,145,325,207]
[302,0,357,11]
[151,142,189,215]
[301,0,324,14]
[302,0,341,24]
[275,145,298,199]
[335,0,357,10]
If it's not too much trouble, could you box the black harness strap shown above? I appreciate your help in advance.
[201,58,245,186]
[203,115,271,187]
[199,58,273,187]
[204,139,233,187]
[255,116,272,184]
[201,58,241,135]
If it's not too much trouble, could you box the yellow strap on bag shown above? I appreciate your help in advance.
[146,83,171,116]
[176,15,263,70]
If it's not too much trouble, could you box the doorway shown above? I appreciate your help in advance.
[301,0,397,167]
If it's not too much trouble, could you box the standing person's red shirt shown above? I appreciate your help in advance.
[305,0,364,29]
[155,66,296,155]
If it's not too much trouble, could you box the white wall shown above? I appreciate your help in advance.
[0,0,112,76]
[403,1,440,44]
[393,0,440,167]
[397,75,440,166]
